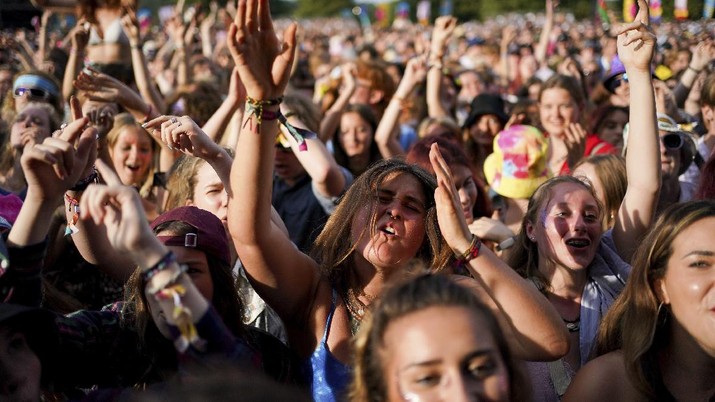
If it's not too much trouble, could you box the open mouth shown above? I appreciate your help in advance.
[380,226,396,236]
[565,238,591,248]
[126,164,141,172]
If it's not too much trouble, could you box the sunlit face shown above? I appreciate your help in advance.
[452,165,478,224]
[10,105,51,149]
[382,306,510,402]
[109,126,153,187]
[539,88,579,138]
[458,71,483,103]
[527,182,603,272]
[189,162,228,226]
[339,111,374,159]
[597,109,628,150]
[469,114,503,146]
[147,241,214,339]
[0,327,42,402]
[351,173,427,270]
[656,216,715,357]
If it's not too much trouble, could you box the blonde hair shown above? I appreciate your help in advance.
[106,113,157,199]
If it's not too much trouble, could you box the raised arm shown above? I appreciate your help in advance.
[62,20,89,101]
[375,56,427,159]
[535,0,557,66]
[281,108,347,199]
[612,0,660,263]
[121,9,167,117]
[318,63,357,143]
[431,144,568,361]
[226,0,320,323]
[202,68,245,143]
[426,16,456,119]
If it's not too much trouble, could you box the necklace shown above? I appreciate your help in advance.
[563,316,580,333]
[343,271,375,335]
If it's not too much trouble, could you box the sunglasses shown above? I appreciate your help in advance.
[661,133,683,150]
[13,87,50,100]
[609,73,629,90]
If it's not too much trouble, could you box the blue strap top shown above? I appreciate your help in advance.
[302,289,352,402]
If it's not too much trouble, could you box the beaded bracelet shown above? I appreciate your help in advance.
[69,167,98,192]
[243,96,314,152]
[142,251,177,283]
[454,234,482,269]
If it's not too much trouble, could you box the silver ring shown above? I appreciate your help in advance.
[170,117,178,124]
[60,123,68,130]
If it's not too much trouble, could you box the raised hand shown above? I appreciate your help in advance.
[431,16,457,53]
[21,116,97,202]
[469,217,515,244]
[70,18,90,52]
[226,0,297,100]
[120,7,141,45]
[689,40,715,73]
[401,55,428,89]
[143,114,219,158]
[615,0,655,73]
[429,143,472,255]
[564,122,587,170]
[80,160,158,259]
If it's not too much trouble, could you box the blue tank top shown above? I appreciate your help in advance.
[302,289,352,402]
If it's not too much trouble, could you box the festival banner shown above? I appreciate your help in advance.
[597,0,610,26]
[705,0,715,19]
[649,0,663,23]
[375,3,392,28]
[674,0,688,19]
[417,0,431,25]
[623,0,637,22]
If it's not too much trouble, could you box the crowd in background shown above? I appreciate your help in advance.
[0,0,713,400]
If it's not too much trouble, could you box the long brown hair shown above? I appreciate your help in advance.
[595,200,715,399]
[349,274,529,402]
[505,176,603,291]
[311,159,452,286]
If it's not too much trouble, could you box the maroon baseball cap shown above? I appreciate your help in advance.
[150,206,230,266]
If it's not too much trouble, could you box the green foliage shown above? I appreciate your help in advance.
[294,0,353,18]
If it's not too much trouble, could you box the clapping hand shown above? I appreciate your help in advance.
[226,0,297,100]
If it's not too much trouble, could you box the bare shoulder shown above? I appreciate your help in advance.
[564,351,642,402]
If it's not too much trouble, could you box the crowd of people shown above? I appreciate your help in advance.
[0,0,713,400]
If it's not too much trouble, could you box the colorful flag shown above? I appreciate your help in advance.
[705,0,715,18]
[623,0,637,22]
[417,0,431,25]
[597,0,610,25]
[375,3,391,28]
[650,0,663,23]
[396,2,410,19]
[674,0,689,19]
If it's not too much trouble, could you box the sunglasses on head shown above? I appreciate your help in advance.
[13,87,50,100]
[661,133,683,150]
